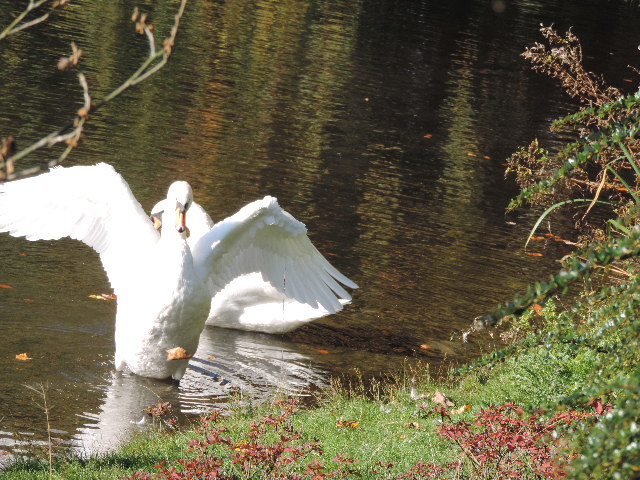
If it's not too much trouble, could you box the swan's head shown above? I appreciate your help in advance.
[165,181,193,235]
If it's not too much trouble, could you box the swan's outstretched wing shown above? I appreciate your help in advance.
[0,163,159,292]
[191,196,358,314]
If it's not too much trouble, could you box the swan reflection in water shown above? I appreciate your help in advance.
[74,326,327,455]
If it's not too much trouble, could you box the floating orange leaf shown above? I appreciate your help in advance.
[88,293,117,300]
[166,346,192,361]
[316,349,330,354]
[15,353,32,361]
[336,419,359,428]
[0,284,13,289]
[525,252,544,257]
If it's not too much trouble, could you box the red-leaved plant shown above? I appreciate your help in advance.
[126,399,609,480]
[412,401,610,479]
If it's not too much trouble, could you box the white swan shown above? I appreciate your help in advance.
[150,200,351,333]
[0,163,358,380]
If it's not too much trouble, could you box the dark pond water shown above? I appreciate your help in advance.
[1,0,639,459]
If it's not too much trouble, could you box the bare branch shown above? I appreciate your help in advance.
[0,0,70,41]
[0,0,188,180]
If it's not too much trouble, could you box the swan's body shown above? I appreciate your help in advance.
[150,201,350,333]
[0,163,358,379]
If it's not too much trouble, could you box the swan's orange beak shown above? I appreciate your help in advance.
[175,207,186,234]
[151,214,163,230]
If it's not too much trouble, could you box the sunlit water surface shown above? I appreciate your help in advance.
[0,0,639,458]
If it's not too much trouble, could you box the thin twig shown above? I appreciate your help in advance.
[0,0,69,41]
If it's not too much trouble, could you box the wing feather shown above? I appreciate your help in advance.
[192,196,357,314]
[0,163,159,292]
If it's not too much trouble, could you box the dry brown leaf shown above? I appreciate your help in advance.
[405,421,422,431]
[432,389,454,407]
[88,293,117,300]
[336,419,359,428]
[451,404,472,415]
[166,346,192,361]
[15,353,32,361]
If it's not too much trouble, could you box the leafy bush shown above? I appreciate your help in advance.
[478,25,640,479]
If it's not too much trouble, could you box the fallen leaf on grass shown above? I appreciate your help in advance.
[166,347,192,361]
[336,419,359,428]
[432,390,454,407]
[451,404,472,415]
[15,353,32,361]
[405,421,422,431]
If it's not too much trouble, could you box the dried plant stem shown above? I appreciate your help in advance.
[24,384,53,480]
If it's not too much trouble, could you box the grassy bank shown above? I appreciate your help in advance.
[3,286,638,479]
